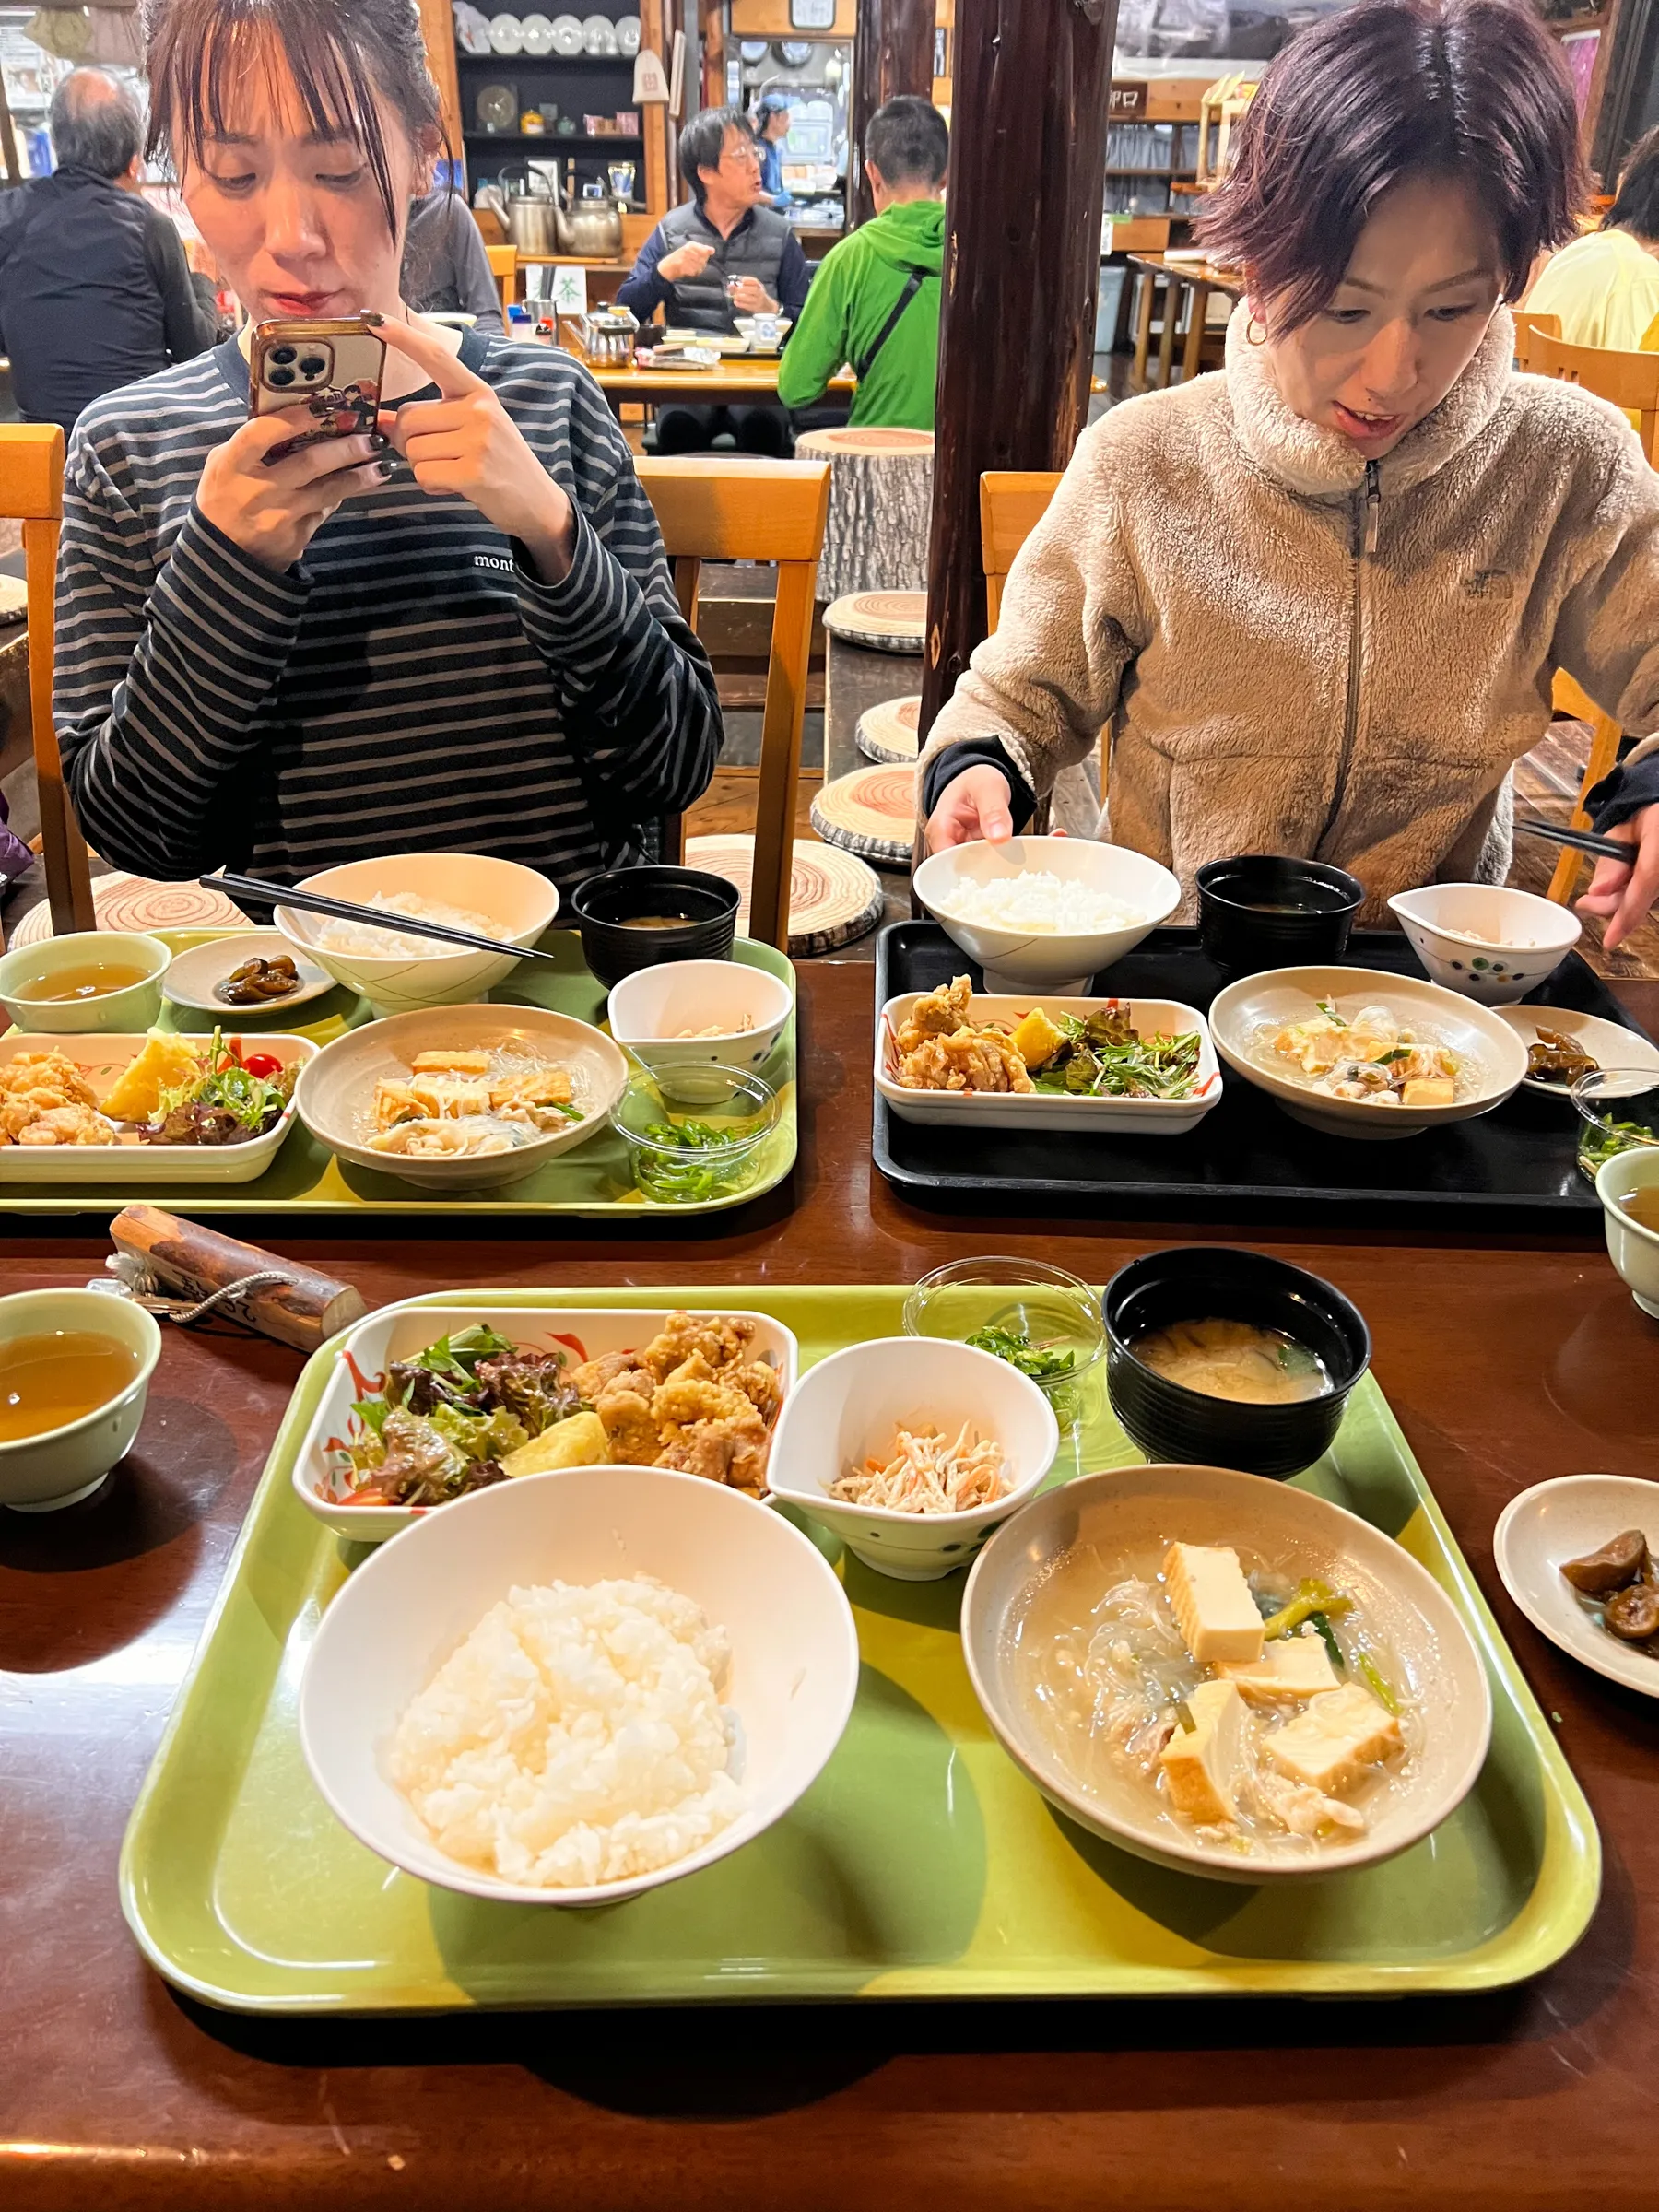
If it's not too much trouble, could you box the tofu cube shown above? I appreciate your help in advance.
[1159,1679,1251,1824]
[1401,1077,1454,1109]
[1218,1627,1341,1704]
[1163,1542,1265,1665]
[1265,1681,1403,1796]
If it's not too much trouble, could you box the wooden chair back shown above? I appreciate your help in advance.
[486,242,517,315]
[0,424,94,938]
[979,470,1062,632]
[1511,309,1560,370]
[1547,669,1625,904]
[1529,325,1659,462]
[636,457,830,951]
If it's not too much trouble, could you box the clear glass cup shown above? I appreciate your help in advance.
[1571,1066,1659,1184]
[610,1063,778,1205]
[902,1256,1105,1426]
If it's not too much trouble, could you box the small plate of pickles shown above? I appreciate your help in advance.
[163,931,337,1017]
[1496,1003,1659,1100]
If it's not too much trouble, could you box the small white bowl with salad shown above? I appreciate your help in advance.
[294,1299,799,1543]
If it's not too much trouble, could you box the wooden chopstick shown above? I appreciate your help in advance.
[200,872,563,963]
[1514,818,1632,865]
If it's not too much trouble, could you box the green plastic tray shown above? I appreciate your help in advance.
[119,1287,1600,2012]
[0,933,795,1218]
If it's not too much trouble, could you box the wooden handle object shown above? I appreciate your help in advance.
[109,1205,368,1354]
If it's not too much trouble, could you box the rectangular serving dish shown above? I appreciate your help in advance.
[0,931,796,1218]
[0,1030,315,1185]
[119,1286,1600,2012]
[293,1300,799,1542]
[877,988,1222,1135]
[874,923,1653,1225]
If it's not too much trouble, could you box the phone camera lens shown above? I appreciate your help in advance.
[268,345,297,365]
[299,356,327,377]
[265,366,296,386]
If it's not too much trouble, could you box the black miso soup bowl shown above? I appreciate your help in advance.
[1196,854,1365,976]
[1104,1245,1371,1479]
[571,865,740,990]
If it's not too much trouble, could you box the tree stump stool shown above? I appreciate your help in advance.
[794,429,934,602]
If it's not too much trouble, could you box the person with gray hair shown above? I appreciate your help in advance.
[0,65,219,435]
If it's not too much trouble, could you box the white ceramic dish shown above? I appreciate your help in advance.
[273,853,560,1018]
[0,1030,315,1184]
[606,959,793,1077]
[1596,1147,1659,1318]
[299,1462,859,1906]
[161,931,335,1017]
[1207,964,1528,1140]
[550,10,583,52]
[616,11,641,53]
[294,1004,626,1193]
[962,1461,1493,1884]
[488,10,524,52]
[0,1288,162,1512]
[294,1299,799,1542]
[1388,883,1581,1005]
[1497,1003,1659,1100]
[0,930,171,1034]
[520,10,554,52]
[766,1335,1059,1582]
[912,836,1181,994]
[582,9,617,49]
[876,989,1222,1135]
[1495,1473,1659,1698]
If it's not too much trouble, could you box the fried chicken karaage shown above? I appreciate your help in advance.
[574,1312,782,1495]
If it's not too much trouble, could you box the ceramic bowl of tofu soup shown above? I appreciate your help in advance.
[962,1463,1492,1883]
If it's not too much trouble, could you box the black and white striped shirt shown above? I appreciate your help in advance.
[55,329,721,895]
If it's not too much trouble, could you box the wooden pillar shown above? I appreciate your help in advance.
[918,0,1116,745]
[416,0,465,182]
[849,0,938,229]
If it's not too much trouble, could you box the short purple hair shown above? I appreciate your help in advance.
[1196,0,1588,333]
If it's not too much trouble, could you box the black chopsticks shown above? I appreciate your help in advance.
[201,872,562,963]
[1514,818,1632,865]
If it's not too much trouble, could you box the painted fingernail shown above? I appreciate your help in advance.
[375,458,398,479]
[360,310,384,326]
[368,432,392,452]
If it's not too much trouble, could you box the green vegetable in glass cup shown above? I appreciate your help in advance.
[964,1323,1077,1382]
[635,1115,759,1203]
[1579,1116,1657,1177]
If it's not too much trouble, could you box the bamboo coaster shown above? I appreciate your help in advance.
[685,834,884,956]
[809,763,918,868]
[8,870,254,947]
[821,590,926,654]
[856,693,922,764]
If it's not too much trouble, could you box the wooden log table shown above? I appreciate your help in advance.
[5,961,1659,2211]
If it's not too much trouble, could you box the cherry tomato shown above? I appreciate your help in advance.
[241,1053,282,1080]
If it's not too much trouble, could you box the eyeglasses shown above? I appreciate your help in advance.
[723,140,762,166]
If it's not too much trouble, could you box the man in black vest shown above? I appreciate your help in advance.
[618,106,810,454]
[0,69,219,438]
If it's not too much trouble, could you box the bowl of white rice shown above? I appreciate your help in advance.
[913,836,1181,992]
[274,853,561,1017]
[298,1464,860,1906]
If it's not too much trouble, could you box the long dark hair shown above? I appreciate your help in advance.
[1605,124,1659,240]
[1197,0,1587,333]
[143,0,447,235]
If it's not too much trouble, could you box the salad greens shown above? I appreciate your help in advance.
[1030,1007,1203,1100]
[964,1323,1077,1382]
[140,1028,295,1147]
[343,1323,583,1508]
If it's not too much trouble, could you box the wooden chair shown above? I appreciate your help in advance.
[636,457,830,951]
[1511,309,1560,370]
[0,423,94,937]
[1529,324,1659,461]
[486,242,517,315]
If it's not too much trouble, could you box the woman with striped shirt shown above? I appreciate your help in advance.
[53,0,721,897]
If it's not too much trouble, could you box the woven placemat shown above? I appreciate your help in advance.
[8,871,253,947]
[808,763,917,868]
[856,693,922,764]
[685,834,883,957]
[821,590,926,654]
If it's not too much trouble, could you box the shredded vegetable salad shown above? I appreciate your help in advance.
[829,1421,1009,1514]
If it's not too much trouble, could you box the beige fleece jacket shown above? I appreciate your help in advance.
[922,304,1659,919]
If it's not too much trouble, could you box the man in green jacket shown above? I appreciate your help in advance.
[777,96,947,430]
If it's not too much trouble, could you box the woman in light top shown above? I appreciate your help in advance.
[1527,125,1659,355]
[53,0,719,897]
[921,0,1659,950]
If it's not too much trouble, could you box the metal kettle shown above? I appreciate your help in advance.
[499,165,561,256]
[554,199,625,258]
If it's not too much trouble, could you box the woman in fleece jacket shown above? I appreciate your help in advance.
[921,0,1659,950]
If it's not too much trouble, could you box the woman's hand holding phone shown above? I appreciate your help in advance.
[196,408,389,573]
[375,319,576,583]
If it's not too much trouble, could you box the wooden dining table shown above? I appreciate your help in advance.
[6,957,1659,2211]
[554,343,857,414]
[1126,252,1247,393]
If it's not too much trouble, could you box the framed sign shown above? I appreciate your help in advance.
[790,0,837,27]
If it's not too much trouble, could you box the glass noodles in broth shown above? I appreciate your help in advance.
[1131,1319,1330,1405]
[1011,1535,1418,1863]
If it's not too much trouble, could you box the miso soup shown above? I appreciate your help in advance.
[1131,1318,1330,1405]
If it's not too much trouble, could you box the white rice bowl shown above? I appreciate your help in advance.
[936,868,1145,934]
[388,1575,747,1890]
